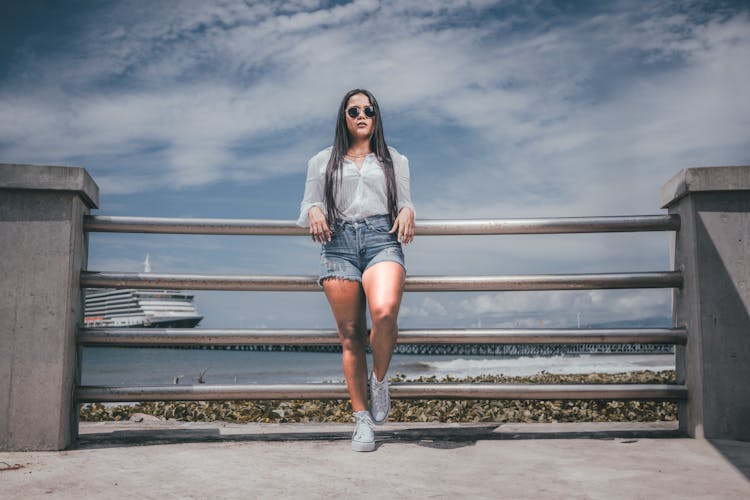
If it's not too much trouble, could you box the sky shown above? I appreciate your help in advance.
[2,0,749,329]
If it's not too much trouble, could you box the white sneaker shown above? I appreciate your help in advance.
[351,411,375,452]
[369,372,391,425]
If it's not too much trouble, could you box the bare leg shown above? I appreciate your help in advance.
[322,278,368,411]
[362,262,405,381]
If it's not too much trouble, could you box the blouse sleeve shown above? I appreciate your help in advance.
[296,156,325,227]
[394,153,415,217]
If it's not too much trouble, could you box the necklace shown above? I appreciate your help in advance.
[345,151,371,159]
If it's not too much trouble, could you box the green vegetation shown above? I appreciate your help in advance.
[80,370,677,424]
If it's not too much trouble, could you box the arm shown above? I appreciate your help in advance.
[390,153,415,244]
[297,155,331,242]
[297,156,324,227]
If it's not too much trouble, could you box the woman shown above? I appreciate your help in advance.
[297,89,415,452]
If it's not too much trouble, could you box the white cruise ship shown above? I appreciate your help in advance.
[84,289,203,328]
[83,254,203,328]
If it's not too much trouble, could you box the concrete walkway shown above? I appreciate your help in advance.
[1,421,749,499]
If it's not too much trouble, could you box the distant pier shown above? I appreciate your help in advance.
[192,343,675,355]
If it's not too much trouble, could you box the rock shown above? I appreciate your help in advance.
[80,371,678,424]
[129,413,163,422]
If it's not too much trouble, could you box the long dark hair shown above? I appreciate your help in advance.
[324,89,398,224]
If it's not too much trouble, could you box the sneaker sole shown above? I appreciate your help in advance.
[371,405,390,426]
[369,377,391,426]
[351,440,376,452]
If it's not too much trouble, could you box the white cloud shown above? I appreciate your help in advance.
[3,0,748,328]
[458,289,671,327]
[2,1,747,202]
[400,296,448,318]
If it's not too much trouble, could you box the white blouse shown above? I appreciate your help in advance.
[296,146,415,227]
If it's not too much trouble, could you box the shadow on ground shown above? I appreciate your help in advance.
[710,439,750,481]
[76,422,684,450]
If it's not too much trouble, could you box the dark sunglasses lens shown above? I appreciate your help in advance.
[346,106,375,118]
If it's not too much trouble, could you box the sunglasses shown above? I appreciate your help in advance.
[346,105,376,119]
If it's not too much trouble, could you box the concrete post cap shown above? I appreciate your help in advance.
[0,163,99,208]
[661,165,750,208]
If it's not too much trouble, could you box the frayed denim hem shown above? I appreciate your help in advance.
[318,275,363,288]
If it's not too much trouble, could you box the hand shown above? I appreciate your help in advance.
[308,206,331,243]
[390,207,415,245]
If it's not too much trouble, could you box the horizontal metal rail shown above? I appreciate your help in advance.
[77,383,687,403]
[77,327,688,346]
[80,271,683,291]
[84,214,680,235]
[79,214,688,409]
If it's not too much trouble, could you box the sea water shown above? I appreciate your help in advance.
[81,347,675,386]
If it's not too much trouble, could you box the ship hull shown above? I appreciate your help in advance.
[84,289,203,329]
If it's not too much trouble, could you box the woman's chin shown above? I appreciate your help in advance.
[350,128,373,140]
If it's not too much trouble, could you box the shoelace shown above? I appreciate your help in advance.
[354,426,369,440]
[354,414,374,439]
[372,380,387,404]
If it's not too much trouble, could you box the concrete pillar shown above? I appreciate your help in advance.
[0,163,99,451]
[661,166,750,440]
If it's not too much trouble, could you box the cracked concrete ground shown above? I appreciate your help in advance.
[1,422,749,499]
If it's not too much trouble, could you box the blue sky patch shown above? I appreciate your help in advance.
[2,0,748,328]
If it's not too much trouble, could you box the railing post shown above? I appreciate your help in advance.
[0,163,99,451]
[661,166,750,440]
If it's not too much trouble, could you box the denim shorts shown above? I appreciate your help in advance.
[318,214,406,286]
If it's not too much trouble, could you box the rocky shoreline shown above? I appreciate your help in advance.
[79,370,678,424]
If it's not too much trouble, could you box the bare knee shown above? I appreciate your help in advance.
[370,303,398,328]
[337,320,366,352]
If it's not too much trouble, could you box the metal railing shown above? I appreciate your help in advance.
[79,271,682,291]
[78,215,687,403]
[84,214,679,235]
[77,383,685,403]
[78,327,687,346]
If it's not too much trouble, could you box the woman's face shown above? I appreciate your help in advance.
[345,93,375,143]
